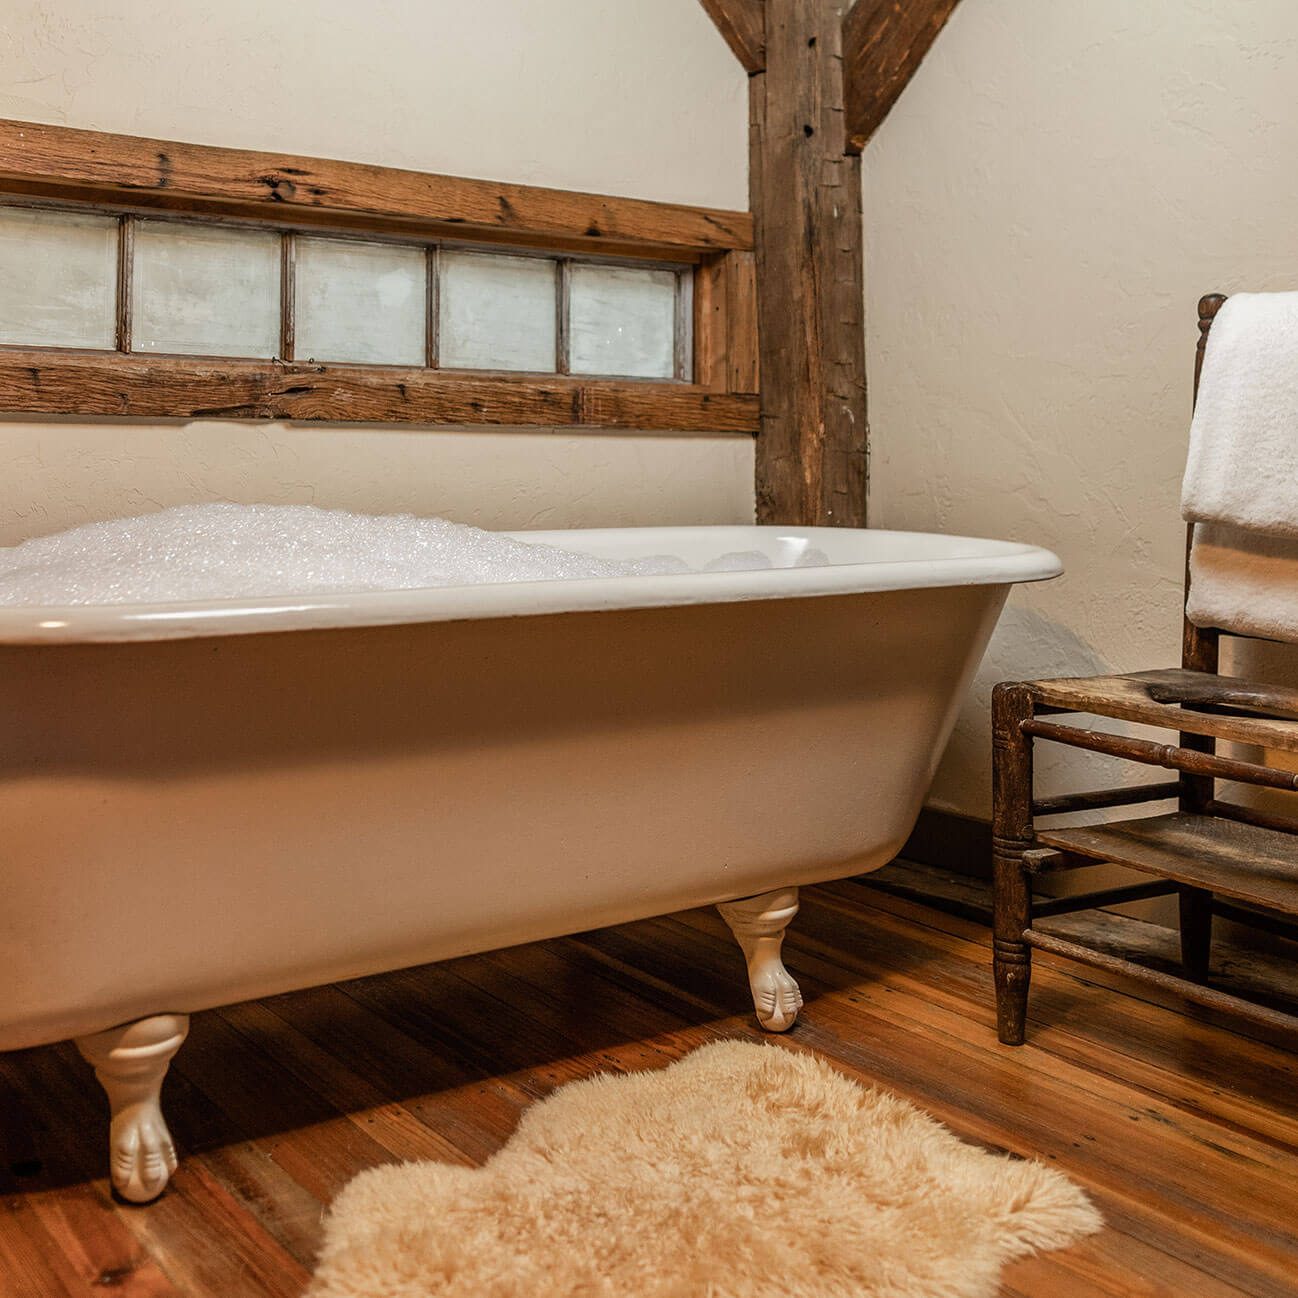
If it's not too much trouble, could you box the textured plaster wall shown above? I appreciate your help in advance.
[864,0,1298,817]
[0,0,753,540]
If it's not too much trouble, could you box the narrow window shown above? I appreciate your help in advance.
[294,236,427,366]
[569,263,678,380]
[0,206,117,350]
[131,220,281,358]
[438,251,558,373]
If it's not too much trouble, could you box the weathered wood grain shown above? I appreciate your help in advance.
[0,119,752,258]
[1028,669,1298,755]
[750,0,867,525]
[693,250,759,395]
[698,0,767,74]
[842,0,963,153]
[0,350,759,433]
[1036,814,1298,915]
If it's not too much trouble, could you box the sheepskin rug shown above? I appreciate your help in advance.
[309,1040,1100,1298]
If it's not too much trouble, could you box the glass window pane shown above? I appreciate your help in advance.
[569,264,676,379]
[132,220,280,357]
[295,237,426,366]
[439,251,556,372]
[0,207,117,349]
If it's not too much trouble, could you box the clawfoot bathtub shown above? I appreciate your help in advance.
[0,524,1058,1200]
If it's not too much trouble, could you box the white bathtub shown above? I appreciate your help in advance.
[0,524,1059,1200]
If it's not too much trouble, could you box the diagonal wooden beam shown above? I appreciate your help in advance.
[698,0,767,74]
[842,0,962,153]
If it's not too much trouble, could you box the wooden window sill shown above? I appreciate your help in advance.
[0,349,758,433]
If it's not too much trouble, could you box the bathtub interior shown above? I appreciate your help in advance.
[509,524,1042,569]
[0,520,1061,644]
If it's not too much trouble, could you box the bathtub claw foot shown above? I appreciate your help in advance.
[717,887,802,1032]
[75,1013,189,1203]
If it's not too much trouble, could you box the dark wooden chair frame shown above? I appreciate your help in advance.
[992,293,1298,1043]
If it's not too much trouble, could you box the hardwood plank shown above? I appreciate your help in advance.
[217,1001,468,1166]
[0,1200,110,1298]
[264,984,521,1165]
[169,1010,396,1210]
[0,348,759,433]
[843,0,964,153]
[1,1045,305,1297]
[751,0,868,525]
[698,0,767,74]
[552,918,1262,1298]
[644,911,1298,1296]
[0,119,752,257]
[824,879,1298,1134]
[4,881,1297,1296]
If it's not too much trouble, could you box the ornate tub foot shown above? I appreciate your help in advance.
[717,886,803,1032]
[75,1014,189,1203]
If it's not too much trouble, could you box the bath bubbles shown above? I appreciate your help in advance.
[0,505,832,607]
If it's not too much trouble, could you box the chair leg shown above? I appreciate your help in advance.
[993,859,1032,1046]
[992,683,1035,1046]
[1179,885,1213,979]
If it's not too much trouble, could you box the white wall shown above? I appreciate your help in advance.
[864,0,1298,816]
[0,0,754,542]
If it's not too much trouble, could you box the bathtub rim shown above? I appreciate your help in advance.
[0,524,1061,644]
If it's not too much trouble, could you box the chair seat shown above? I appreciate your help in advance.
[1037,812,1298,914]
[1024,667,1298,754]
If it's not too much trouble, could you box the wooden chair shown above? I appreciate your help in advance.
[992,293,1298,1043]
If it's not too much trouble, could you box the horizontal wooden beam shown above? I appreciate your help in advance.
[0,119,752,259]
[698,0,767,74]
[0,350,759,434]
[843,0,961,154]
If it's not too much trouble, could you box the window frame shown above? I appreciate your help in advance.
[0,119,757,433]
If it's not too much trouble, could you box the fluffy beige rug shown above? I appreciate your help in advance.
[309,1041,1100,1298]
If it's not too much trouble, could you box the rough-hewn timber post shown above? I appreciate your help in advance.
[750,0,867,526]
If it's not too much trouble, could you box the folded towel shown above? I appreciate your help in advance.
[1187,523,1298,642]
[1182,291,1298,538]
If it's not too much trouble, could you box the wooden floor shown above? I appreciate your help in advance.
[2,877,1297,1297]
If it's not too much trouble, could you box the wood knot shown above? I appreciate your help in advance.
[260,175,297,202]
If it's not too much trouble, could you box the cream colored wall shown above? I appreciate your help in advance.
[864,0,1298,817]
[0,0,754,541]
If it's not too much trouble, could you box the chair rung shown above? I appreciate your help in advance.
[1030,879,1178,918]
[1023,929,1298,1034]
[1023,718,1298,792]
[1032,781,1181,816]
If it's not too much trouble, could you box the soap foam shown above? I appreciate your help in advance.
[0,504,830,607]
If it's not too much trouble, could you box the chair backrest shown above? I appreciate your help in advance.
[1182,292,1228,678]
[1180,292,1228,816]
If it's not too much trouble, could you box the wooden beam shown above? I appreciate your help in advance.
[0,350,759,434]
[698,0,767,74]
[750,0,867,525]
[843,0,962,154]
[0,119,752,259]
[693,250,759,395]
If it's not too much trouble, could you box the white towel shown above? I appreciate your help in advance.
[1181,291,1298,538]
[1187,523,1298,642]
